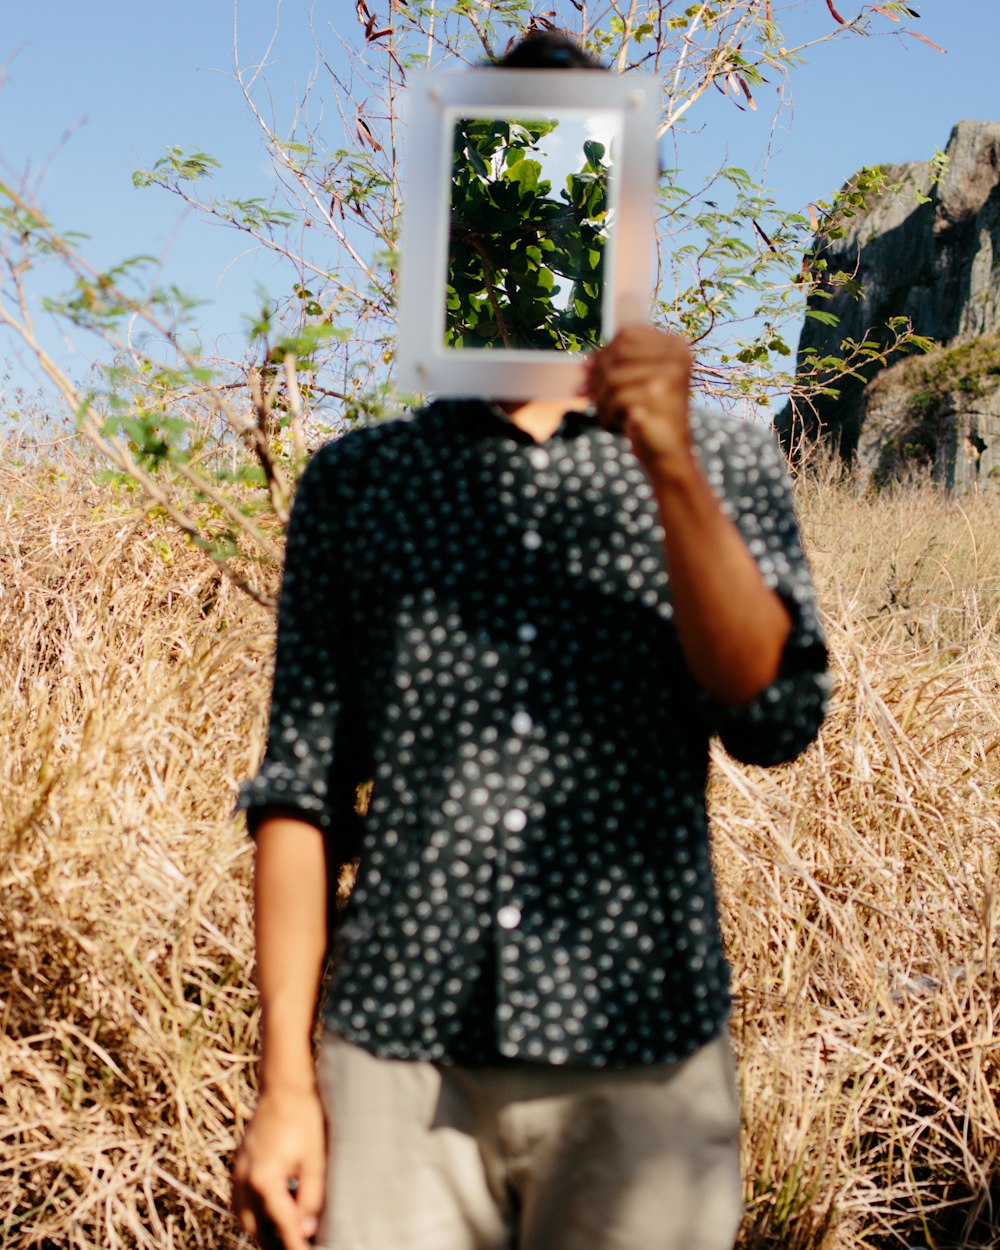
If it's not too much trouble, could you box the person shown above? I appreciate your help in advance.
[232,30,829,1250]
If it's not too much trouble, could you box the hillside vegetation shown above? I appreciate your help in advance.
[1,443,997,1250]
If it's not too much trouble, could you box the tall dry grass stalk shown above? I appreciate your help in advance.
[1,443,997,1249]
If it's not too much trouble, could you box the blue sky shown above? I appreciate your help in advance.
[1,0,996,411]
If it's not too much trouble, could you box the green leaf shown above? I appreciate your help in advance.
[467,145,490,179]
[583,140,606,168]
[132,147,220,189]
[507,159,541,195]
[805,309,840,327]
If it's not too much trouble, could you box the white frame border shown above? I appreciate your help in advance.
[396,69,660,400]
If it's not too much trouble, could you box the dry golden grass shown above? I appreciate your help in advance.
[0,445,274,1248]
[1,443,997,1249]
[715,464,1000,1249]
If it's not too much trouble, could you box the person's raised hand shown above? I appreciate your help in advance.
[584,326,693,474]
[232,1086,326,1250]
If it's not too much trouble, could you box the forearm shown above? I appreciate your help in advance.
[647,447,791,705]
[583,327,797,704]
[253,815,329,1093]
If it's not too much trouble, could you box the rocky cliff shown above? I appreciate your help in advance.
[775,119,1000,491]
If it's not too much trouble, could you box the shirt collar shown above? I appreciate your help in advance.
[429,398,599,444]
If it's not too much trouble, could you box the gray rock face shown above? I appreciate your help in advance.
[855,337,1000,492]
[776,119,1000,489]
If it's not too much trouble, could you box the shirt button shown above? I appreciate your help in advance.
[522,530,542,551]
[528,447,549,470]
[497,904,522,930]
[517,622,538,644]
[503,808,527,832]
[511,711,533,736]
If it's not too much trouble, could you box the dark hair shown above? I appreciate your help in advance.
[493,30,605,71]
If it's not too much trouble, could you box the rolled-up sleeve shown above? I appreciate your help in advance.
[237,445,349,834]
[696,421,830,766]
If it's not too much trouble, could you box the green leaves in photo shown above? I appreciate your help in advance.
[445,118,609,352]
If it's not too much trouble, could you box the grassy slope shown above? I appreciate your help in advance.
[1,449,997,1250]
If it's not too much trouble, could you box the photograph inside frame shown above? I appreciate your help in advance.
[444,110,620,354]
[395,68,659,398]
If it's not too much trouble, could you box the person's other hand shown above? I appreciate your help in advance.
[584,326,693,472]
[232,1086,326,1250]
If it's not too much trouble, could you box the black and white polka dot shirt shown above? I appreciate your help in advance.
[239,399,828,1067]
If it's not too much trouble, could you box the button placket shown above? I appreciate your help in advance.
[493,670,544,1050]
[516,449,550,652]
[494,838,523,1050]
[495,802,527,950]
[498,437,571,1055]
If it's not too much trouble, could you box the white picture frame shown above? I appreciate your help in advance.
[395,68,660,401]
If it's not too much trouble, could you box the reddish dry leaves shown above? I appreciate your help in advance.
[356,109,383,153]
[904,29,945,52]
[752,219,777,251]
[715,70,756,111]
[824,2,942,53]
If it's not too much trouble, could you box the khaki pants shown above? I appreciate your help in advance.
[315,1030,742,1250]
